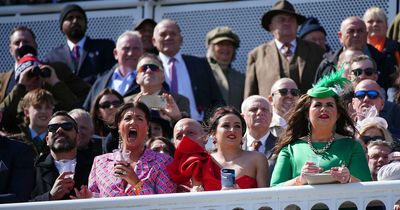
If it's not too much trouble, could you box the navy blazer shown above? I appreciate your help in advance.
[82,64,140,111]
[44,37,116,85]
[0,136,34,203]
[181,55,225,119]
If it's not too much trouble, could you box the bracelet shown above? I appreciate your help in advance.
[348,175,352,183]
[294,176,303,186]
[133,181,143,195]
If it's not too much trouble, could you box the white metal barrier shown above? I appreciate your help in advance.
[1,181,399,210]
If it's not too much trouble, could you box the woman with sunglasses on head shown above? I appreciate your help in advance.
[271,69,372,187]
[90,89,124,152]
[168,106,269,191]
[74,102,176,198]
[357,115,393,152]
[125,53,190,123]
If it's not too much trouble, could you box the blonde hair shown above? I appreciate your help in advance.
[363,6,387,25]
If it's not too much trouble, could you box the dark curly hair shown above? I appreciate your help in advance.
[274,94,356,154]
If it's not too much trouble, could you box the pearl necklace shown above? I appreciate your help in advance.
[307,133,335,155]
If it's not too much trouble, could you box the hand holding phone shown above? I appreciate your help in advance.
[221,168,235,188]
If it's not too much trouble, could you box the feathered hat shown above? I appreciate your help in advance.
[307,67,350,98]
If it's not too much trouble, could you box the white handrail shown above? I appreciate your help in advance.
[1,181,399,210]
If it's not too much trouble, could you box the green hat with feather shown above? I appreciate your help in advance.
[307,67,350,98]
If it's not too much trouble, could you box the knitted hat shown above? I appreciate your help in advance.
[307,67,350,98]
[298,17,327,39]
[59,4,87,31]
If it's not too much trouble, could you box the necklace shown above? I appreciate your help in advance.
[307,133,335,155]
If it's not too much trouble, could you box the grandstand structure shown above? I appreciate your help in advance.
[0,0,398,73]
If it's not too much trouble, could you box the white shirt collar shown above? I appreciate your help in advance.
[274,39,297,51]
[270,112,287,128]
[67,36,86,51]
[159,51,183,64]
[246,130,271,148]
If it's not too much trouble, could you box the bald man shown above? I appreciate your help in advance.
[315,16,390,90]
[153,19,223,121]
[173,118,207,148]
[268,78,300,136]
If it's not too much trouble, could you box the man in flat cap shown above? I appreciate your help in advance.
[205,26,245,110]
[244,0,324,98]
[133,18,158,54]
[44,4,116,85]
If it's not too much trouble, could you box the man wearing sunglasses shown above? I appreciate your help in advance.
[352,79,400,137]
[267,78,300,136]
[349,55,378,87]
[83,31,144,111]
[315,16,393,92]
[31,111,92,201]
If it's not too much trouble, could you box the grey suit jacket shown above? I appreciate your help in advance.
[244,38,324,98]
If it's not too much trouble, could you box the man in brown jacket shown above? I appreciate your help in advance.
[244,0,324,98]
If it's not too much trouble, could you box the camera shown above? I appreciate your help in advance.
[27,65,51,78]
[15,45,51,80]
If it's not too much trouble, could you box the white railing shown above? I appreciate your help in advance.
[1,181,399,210]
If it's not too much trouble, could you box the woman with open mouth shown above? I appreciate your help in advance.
[75,102,176,198]
[271,68,372,187]
[168,106,269,191]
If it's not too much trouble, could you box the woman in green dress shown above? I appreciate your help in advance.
[271,69,372,186]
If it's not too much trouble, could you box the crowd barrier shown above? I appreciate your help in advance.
[1,180,399,210]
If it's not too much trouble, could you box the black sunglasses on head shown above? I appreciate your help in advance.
[360,135,385,144]
[98,100,122,109]
[273,88,300,97]
[354,90,380,100]
[48,122,75,133]
[351,68,377,77]
[137,64,162,73]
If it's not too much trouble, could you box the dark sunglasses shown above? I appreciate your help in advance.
[360,135,385,144]
[354,90,380,100]
[98,100,122,109]
[137,64,162,73]
[48,122,75,133]
[351,68,377,77]
[273,88,300,97]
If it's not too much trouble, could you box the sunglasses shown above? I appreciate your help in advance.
[48,122,75,133]
[137,64,162,73]
[360,135,385,144]
[351,68,377,77]
[98,100,122,109]
[273,88,300,97]
[354,90,380,100]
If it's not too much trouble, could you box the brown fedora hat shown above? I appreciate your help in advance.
[261,0,306,31]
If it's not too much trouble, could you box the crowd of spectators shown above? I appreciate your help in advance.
[1,0,400,208]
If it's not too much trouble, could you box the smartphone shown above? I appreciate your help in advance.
[221,168,235,188]
[139,95,166,109]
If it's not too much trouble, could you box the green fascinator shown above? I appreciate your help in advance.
[307,67,350,98]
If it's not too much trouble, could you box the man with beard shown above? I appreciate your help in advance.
[241,95,275,177]
[31,111,92,201]
[44,4,116,85]
[267,78,300,136]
